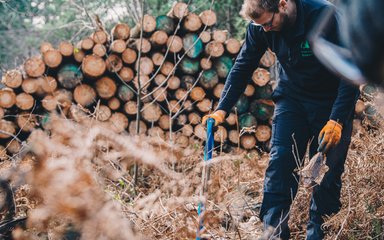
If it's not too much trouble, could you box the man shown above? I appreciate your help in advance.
[202,0,359,239]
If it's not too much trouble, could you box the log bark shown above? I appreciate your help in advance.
[118,67,134,82]
[188,112,201,125]
[0,89,16,109]
[82,55,106,78]
[2,70,23,89]
[111,23,130,40]
[183,13,202,32]
[129,120,147,135]
[58,41,74,57]
[155,15,175,35]
[214,55,233,78]
[106,54,123,73]
[74,84,96,107]
[108,97,121,110]
[167,35,183,53]
[96,105,112,121]
[108,112,128,133]
[252,68,271,87]
[205,41,224,58]
[122,48,137,64]
[110,39,127,53]
[0,120,16,139]
[200,69,219,89]
[183,33,204,58]
[167,2,188,19]
[43,49,63,69]
[240,134,257,149]
[91,30,108,44]
[142,103,162,122]
[95,76,117,99]
[15,93,34,110]
[24,57,46,77]
[124,101,138,115]
[255,125,271,142]
[150,30,168,46]
[199,10,217,27]
[190,86,206,101]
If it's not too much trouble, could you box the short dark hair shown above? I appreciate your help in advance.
[240,0,280,20]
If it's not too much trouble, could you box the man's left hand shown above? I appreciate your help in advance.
[318,120,343,153]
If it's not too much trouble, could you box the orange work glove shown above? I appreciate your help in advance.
[202,110,226,127]
[318,120,343,153]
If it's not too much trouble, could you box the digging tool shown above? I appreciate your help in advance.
[299,151,329,188]
[196,118,215,240]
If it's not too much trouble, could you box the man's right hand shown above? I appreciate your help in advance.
[202,110,226,126]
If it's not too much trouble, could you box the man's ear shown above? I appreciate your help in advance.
[279,0,288,10]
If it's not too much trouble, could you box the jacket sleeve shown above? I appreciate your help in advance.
[216,23,268,114]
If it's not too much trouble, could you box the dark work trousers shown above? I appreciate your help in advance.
[259,95,353,240]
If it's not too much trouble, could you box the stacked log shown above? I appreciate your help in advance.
[0,3,374,158]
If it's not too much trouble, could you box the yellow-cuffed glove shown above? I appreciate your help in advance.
[202,110,226,127]
[318,120,343,153]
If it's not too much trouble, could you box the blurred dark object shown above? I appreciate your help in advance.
[310,0,384,88]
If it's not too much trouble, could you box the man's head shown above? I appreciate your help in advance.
[240,0,295,32]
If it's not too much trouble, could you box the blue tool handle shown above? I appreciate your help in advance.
[204,118,215,161]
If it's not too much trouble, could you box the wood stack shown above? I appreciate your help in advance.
[0,2,372,157]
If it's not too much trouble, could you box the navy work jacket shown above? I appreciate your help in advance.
[217,0,359,124]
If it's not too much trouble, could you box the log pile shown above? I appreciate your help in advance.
[0,2,379,158]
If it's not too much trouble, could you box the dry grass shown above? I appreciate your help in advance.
[0,106,383,240]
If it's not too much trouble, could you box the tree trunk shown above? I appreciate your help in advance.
[73,84,96,107]
[252,68,270,87]
[110,39,127,53]
[24,57,46,77]
[150,30,168,47]
[200,31,211,43]
[255,125,271,142]
[250,99,275,121]
[106,54,123,73]
[40,76,58,93]
[199,10,217,27]
[108,112,129,133]
[214,125,228,142]
[0,89,16,109]
[95,76,117,99]
[122,48,137,64]
[167,35,183,53]
[168,76,181,90]
[235,95,250,115]
[205,41,224,58]
[148,126,165,139]
[188,112,201,125]
[16,113,37,132]
[2,70,23,89]
[129,120,147,135]
[200,57,212,70]
[225,38,241,55]
[0,120,16,139]
[158,114,171,130]
[81,38,95,51]
[124,101,138,115]
[142,103,162,122]
[239,112,257,129]
[214,55,233,78]
[155,15,175,35]
[160,61,175,76]
[183,33,203,58]
[260,49,276,68]
[179,57,200,75]
[96,105,112,121]
[58,41,74,57]
[183,13,202,32]
[118,67,134,82]
[111,23,131,40]
[190,86,206,101]
[15,93,34,110]
[82,55,106,78]
[151,52,164,66]
[199,69,219,89]
[167,2,188,19]
[152,87,167,102]
[244,84,255,97]
[91,30,109,45]
[108,97,121,110]
[212,30,227,43]
[136,57,154,76]
[182,124,193,137]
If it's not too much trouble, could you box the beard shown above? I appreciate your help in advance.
[279,12,291,31]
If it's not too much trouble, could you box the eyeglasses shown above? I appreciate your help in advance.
[252,12,276,28]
